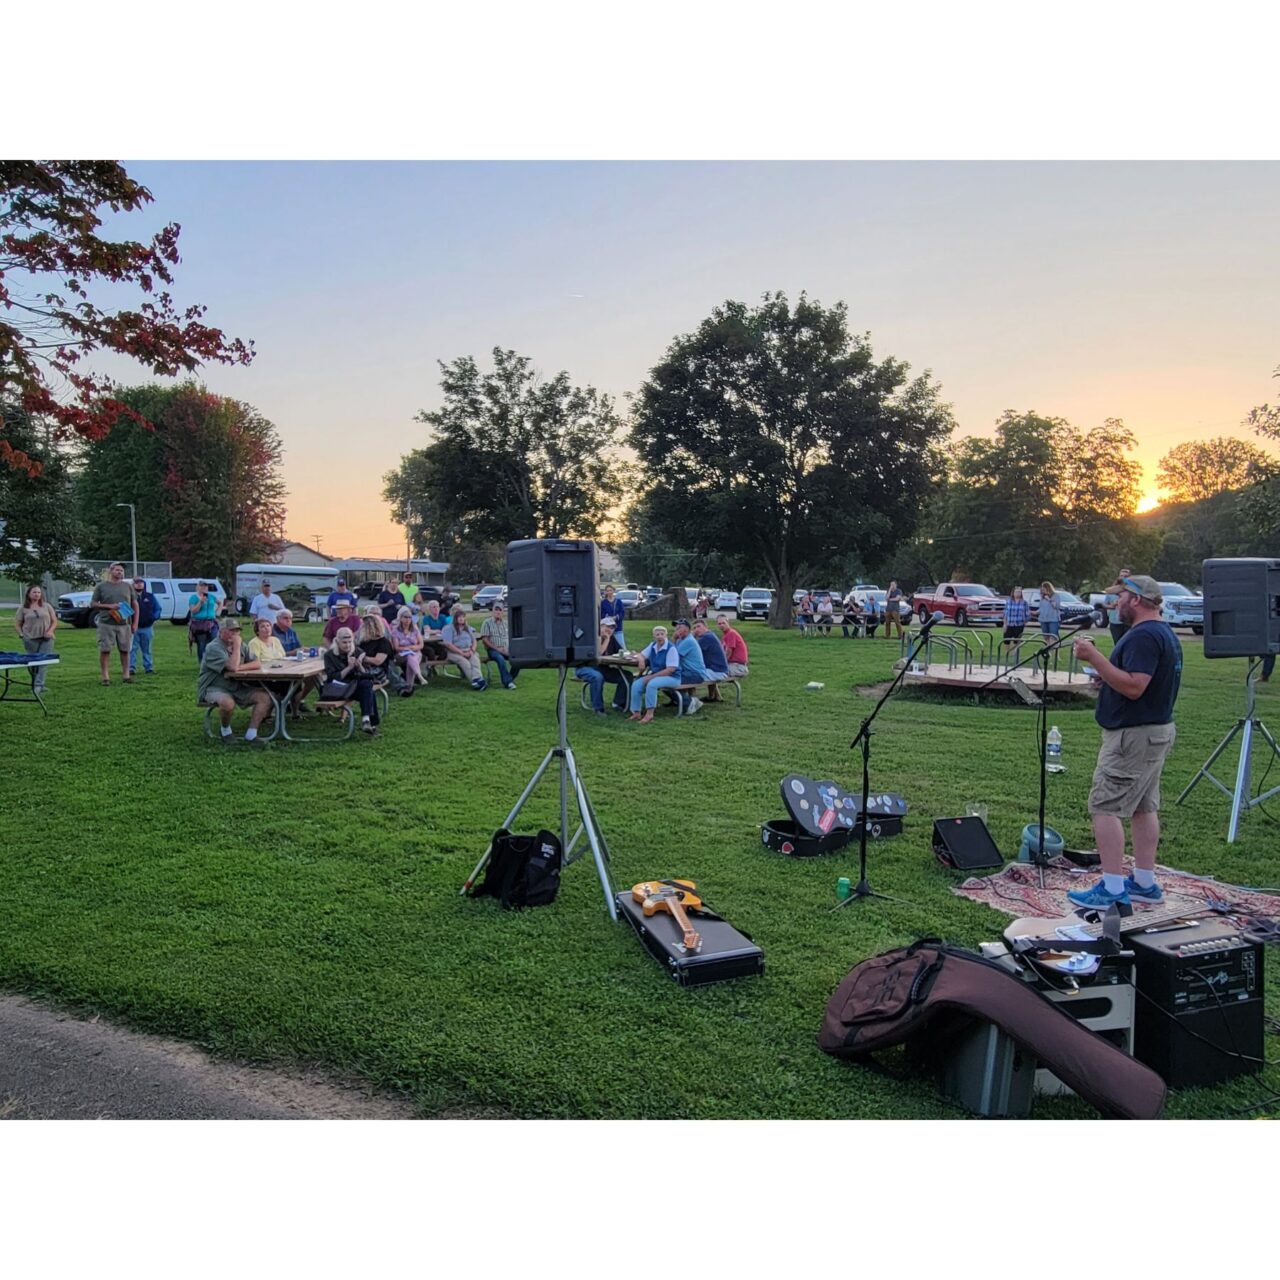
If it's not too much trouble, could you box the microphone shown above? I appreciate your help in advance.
[919,610,945,634]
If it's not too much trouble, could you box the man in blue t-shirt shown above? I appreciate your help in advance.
[326,579,358,616]
[1067,574,1182,911]
[692,619,729,701]
[670,618,711,715]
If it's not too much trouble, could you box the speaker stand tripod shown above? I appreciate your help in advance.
[460,667,617,918]
[1177,662,1280,843]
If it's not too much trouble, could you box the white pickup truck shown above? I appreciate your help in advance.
[1088,582,1203,634]
[57,577,228,627]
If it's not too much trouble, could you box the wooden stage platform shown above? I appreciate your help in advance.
[900,660,1099,698]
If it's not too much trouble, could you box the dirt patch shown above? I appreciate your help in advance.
[0,994,419,1120]
[855,682,894,697]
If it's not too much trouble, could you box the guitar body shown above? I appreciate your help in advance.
[1004,905,1218,975]
[633,879,703,952]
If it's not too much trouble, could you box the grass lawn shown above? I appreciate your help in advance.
[2,618,1277,1118]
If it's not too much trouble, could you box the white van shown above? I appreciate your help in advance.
[57,577,228,627]
[233,563,338,621]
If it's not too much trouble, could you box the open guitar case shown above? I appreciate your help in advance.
[616,886,764,986]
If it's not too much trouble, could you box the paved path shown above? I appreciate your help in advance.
[0,995,416,1120]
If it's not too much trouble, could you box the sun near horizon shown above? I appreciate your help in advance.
[1137,493,1162,514]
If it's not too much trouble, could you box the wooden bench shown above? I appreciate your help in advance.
[667,678,743,714]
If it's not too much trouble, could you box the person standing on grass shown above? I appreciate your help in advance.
[1038,581,1061,637]
[480,602,518,690]
[1067,575,1182,910]
[600,584,627,647]
[716,613,750,676]
[14,585,57,694]
[1002,585,1030,651]
[129,577,160,676]
[377,580,402,624]
[325,578,357,617]
[187,581,221,662]
[89,562,137,685]
[248,579,284,627]
[398,573,417,605]
[442,607,487,689]
[1105,566,1133,644]
[883,581,905,640]
[197,618,273,742]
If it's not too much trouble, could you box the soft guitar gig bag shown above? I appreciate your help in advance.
[818,939,1167,1119]
[470,829,562,909]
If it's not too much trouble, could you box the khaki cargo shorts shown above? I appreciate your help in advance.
[96,621,133,652]
[1088,724,1177,818]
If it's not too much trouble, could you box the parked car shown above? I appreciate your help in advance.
[57,577,229,628]
[910,583,1006,626]
[617,589,643,609]
[792,587,811,605]
[714,590,740,611]
[738,587,774,620]
[471,584,507,610]
[1022,587,1093,628]
[644,585,662,602]
[854,588,912,621]
[1159,582,1204,633]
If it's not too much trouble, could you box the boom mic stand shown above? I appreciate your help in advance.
[835,613,942,910]
[972,619,1091,887]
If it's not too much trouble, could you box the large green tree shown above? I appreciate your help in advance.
[385,348,625,562]
[0,404,80,582]
[1243,364,1280,539]
[629,292,953,627]
[1156,436,1273,504]
[924,412,1151,590]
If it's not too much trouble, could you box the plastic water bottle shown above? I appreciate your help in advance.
[1046,725,1063,768]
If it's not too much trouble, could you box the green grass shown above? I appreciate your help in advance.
[2,620,1277,1118]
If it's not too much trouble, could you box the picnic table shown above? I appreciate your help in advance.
[0,653,60,716]
[203,655,358,743]
[583,653,743,714]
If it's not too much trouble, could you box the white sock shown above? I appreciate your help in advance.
[244,727,257,741]
[1103,873,1126,895]
[1133,867,1156,888]
[220,726,233,738]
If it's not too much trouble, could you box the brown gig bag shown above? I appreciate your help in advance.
[818,939,1167,1119]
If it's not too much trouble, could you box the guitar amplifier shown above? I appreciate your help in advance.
[1129,917,1265,1088]
[616,891,764,986]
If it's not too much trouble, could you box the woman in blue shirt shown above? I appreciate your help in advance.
[1003,586,1030,651]
[600,584,627,646]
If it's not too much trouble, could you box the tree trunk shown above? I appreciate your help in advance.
[769,569,794,629]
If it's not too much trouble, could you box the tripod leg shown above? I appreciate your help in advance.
[565,745,617,920]
[1228,719,1255,843]
[460,747,558,893]
[1176,720,1243,804]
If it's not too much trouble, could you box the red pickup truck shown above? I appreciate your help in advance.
[910,583,1007,627]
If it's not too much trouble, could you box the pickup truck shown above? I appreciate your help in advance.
[910,583,1007,627]
[57,577,229,627]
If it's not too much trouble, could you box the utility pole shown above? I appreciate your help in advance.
[312,533,323,556]
[115,502,138,578]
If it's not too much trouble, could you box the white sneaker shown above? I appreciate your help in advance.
[505,682,517,690]
[687,696,703,715]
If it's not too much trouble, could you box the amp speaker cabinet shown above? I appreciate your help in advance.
[1202,557,1280,658]
[506,538,599,668]
[932,816,1003,870]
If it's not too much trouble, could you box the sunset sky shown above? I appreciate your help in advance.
[101,161,1280,556]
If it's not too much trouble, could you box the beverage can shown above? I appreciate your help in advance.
[837,877,852,900]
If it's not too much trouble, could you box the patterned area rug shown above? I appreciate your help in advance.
[953,855,1280,921]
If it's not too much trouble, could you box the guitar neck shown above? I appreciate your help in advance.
[1077,904,1213,939]
[667,896,701,950]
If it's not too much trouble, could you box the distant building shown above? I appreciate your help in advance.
[336,557,449,587]
[270,541,334,568]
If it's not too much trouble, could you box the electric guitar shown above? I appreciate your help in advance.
[1003,902,1224,975]
[633,879,703,953]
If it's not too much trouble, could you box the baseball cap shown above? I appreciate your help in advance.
[601,617,617,628]
[675,616,690,627]
[1106,573,1162,604]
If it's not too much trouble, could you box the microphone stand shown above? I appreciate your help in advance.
[972,621,1091,888]
[835,616,941,910]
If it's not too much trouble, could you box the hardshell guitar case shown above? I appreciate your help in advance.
[616,891,764,986]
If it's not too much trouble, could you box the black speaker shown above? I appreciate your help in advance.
[932,816,1003,870]
[506,538,599,667]
[1202,558,1280,658]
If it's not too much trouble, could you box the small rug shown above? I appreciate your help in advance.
[953,856,1280,921]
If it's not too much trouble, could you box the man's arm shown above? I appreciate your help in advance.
[1072,637,1152,700]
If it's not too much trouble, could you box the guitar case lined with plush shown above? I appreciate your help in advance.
[818,939,1166,1119]
[616,889,764,986]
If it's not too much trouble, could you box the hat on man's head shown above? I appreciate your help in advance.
[675,617,690,628]
[1106,573,1163,605]
[601,617,616,628]
[221,618,242,631]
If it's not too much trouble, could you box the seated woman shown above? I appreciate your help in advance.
[419,598,449,661]
[247,616,286,662]
[628,624,681,725]
[391,606,427,690]
[575,617,628,714]
[815,592,834,635]
[841,594,864,638]
[358,608,406,694]
[323,627,381,735]
[796,592,815,632]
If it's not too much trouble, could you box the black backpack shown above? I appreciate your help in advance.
[470,829,562,909]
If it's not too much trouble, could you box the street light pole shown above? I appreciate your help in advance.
[116,502,138,578]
